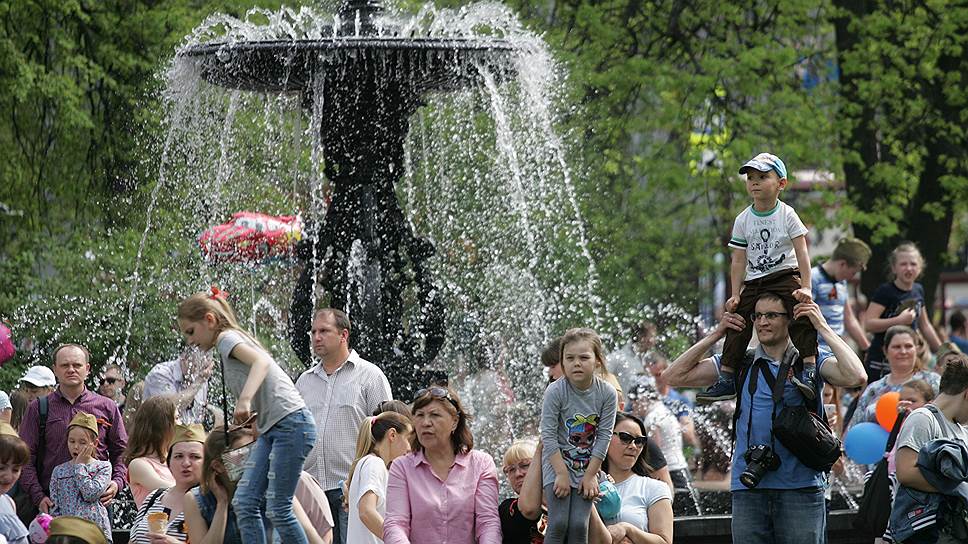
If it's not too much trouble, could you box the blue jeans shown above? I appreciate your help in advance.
[732,488,826,544]
[325,487,349,544]
[233,409,316,544]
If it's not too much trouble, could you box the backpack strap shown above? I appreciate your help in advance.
[925,404,953,440]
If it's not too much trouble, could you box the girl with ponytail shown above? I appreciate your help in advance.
[345,412,413,544]
[177,289,316,544]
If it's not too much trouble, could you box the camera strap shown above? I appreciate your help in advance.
[741,348,797,451]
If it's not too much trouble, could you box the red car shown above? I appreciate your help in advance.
[198,212,303,263]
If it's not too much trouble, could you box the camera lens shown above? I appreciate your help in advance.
[740,445,778,489]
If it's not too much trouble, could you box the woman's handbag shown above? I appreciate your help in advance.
[217,352,256,482]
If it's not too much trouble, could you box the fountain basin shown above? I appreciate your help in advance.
[181,38,519,94]
[675,510,865,544]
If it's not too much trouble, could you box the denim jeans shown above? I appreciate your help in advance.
[233,408,316,544]
[732,488,826,544]
[325,487,349,544]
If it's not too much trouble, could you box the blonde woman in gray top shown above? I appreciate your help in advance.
[177,289,317,544]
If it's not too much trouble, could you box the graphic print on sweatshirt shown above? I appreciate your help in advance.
[563,413,599,473]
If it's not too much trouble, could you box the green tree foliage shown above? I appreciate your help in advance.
[505,0,841,334]
[833,0,968,307]
[2,0,967,384]
[0,0,297,388]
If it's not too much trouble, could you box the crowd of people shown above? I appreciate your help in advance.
[1,152,967,544]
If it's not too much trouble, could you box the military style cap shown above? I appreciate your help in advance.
[172,423,207,446]
[48,516,108,544]
[68,412,99,437]
[0,421,18,438]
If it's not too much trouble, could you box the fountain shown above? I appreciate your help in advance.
[129,1,864,541]
[177,0,532,400]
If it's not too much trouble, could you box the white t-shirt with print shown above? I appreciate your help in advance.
[609,475,672,531]
[728,200,808,280]
[347,454,388,544]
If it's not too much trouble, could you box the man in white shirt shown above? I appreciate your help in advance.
[296,308,392,544]
[142,347,213,425]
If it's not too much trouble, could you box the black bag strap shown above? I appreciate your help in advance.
[142,487,165,515]
[218,348,231,437]
[925,404,953,440]
[730,348,796,451]
[36,395,48,473]
[884,411,907,453]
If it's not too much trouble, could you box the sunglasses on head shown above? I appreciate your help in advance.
[413,386,461,412]
[613,431,648,447]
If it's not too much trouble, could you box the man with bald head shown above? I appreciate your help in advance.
[18,344,128,514]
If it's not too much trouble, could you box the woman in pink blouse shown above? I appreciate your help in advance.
[384,386,501,544]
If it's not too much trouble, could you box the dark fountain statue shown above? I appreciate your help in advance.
[181,0,517,399]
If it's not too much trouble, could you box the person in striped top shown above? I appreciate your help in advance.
[128,424,206,543]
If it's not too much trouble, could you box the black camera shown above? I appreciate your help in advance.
[740,445,781,488]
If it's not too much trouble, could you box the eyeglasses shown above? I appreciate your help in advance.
[613,431,648,447]
[750,311,788,322]
[103,377,121,385]
[413,386,461,413]
[502,461,531,475]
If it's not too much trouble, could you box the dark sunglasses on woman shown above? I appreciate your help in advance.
[613,431,648,447]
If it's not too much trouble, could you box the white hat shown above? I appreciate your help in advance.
[20,365,56,387]
[0,391,9,411]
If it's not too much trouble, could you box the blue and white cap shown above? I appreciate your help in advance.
[739,152,787,179]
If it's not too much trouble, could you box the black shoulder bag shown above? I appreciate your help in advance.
[767,352,843,472]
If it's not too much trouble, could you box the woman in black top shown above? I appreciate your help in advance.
[863,243,941,381]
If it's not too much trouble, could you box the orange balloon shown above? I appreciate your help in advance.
[876,391,901,431]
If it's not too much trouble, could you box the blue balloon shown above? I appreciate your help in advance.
[844,422,890,464]
[596,480,622,521]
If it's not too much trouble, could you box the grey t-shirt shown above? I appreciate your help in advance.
[896,405,968,454]
[217,329,306,432]
[540,376,618,487]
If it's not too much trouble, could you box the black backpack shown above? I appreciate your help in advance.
[853,413,906,537]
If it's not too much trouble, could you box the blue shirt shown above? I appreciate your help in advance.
[811,265,847,350]
[950,334,968,353]
[662,389,693,419]
[715,345,832,491]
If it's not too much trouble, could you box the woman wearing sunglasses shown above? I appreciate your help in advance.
[499,438,619,544]
[600,412,673,544]
[384,386,501,544]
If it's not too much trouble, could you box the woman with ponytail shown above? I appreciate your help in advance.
[346,412,413,544]
[177,289,316,544]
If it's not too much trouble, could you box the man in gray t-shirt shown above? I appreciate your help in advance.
[894,356,968,542]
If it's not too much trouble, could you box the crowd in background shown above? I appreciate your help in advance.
[0,236,966,544]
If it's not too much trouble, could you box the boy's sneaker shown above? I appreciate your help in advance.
[696,374,737,403]
[792,367,817,400]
